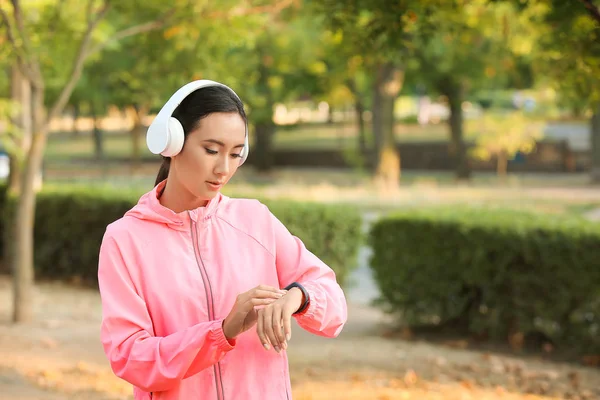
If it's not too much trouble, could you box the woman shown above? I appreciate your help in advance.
[97,80,348,400]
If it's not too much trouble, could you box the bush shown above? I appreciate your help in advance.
[369,206,600,351]
[2,185,362,288]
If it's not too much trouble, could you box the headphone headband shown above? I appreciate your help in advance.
[146,79,249,164]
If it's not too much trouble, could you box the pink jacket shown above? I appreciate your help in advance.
[98,181,348,400]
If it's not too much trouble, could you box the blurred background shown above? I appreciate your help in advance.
[1,0,600,399]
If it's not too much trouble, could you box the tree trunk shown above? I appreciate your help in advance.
[372,62,403,189]
[254,122,276,171]
[253,42,276,172]
[13,83,46,323]
[444,81,471,180]
[91,104,104,161]
[71,103,80,136]
[591,104,600,183]
[6,1,164,325]
[497,150,508,179]
[355,100,366,154]
[8,65,32,195]
[346,78,367,155]
[129,105,148,166]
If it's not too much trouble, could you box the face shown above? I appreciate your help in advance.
[170,112,246,204]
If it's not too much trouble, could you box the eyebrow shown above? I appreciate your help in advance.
[202,139,245,149]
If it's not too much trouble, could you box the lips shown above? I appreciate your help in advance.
[206,181,223,190]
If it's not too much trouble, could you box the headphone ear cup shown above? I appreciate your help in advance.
[162,117,185,157]
[239,130,249,166]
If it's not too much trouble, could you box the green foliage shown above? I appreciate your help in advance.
[470,111,543,168]
[0,185,362,288]
[369,206,600,352]
[313,0,427,65]
[521,0,600,114]
[409,0,534,97]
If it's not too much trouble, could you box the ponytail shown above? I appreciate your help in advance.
[155,157,170,187]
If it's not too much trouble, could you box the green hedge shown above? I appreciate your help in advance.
[1,185,362,287]
[369,207,600,351]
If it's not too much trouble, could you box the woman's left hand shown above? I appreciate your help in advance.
[256,287,304,353]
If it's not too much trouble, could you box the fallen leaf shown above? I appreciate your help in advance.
[403,369,418,386]
[400,327,413,340]
[460,380,474,390]
[582,355,600,367]
[567,371,580,390]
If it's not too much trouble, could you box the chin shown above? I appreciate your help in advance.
[199,189,220,200]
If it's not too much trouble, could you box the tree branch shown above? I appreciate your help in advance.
[47,1,110,122]
[10,0,42,84]
[86,9,176,56]
[579,0,600,24]
[86,0,95,25]
[0,4,36,83]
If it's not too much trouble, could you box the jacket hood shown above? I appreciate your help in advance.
[124,180,225,230]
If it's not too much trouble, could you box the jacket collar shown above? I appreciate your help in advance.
[125,179,224,231]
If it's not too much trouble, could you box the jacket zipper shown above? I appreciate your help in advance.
[190,215,225,400]
[285,365,290,399]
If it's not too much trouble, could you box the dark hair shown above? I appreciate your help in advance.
[154,86,247,186]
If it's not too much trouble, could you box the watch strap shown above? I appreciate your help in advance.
[284,282,310,315]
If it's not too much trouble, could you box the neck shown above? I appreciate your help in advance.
[159,179,208,213]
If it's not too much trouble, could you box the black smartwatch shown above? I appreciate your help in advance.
[284,282,310,315]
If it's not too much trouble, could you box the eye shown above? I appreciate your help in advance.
[204,148,218,155]
[230,153,242,159]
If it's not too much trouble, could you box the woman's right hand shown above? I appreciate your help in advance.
[222,285,287,340]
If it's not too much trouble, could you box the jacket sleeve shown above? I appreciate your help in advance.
[98,232,235,393]
[269,209,348,338]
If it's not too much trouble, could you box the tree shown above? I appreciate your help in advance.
[574,0,600,183]
[409,0,536,180]
[533,0,600,182]
[470,111,543,178]
[311,31,374,154]
[578,0,600,24]
[0,0,297,323]
[312,0,429,189]
[185,4,332,171]
[0,0,181,322]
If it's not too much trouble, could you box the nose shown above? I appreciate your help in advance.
[214,154,230,177]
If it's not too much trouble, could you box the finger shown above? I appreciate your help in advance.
[272,305,286,351]
[263,307,279,352]
[239,286,282,304]
[282,306,293,342]
[241,297,277,313]
[255,285,288,295]
[256,309,271,351]
[252,290,286,300]
[250,298,278,307]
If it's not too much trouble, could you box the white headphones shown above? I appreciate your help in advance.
[146,79,249,165]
